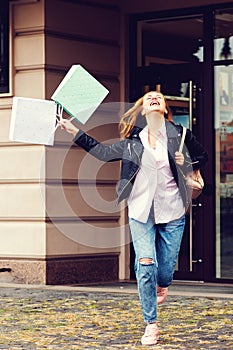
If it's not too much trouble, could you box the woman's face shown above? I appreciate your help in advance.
[142,91,168,115]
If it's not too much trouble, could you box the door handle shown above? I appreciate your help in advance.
[192,259,203,263]
[192,203,202,207]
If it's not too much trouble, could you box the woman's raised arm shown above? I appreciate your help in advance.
[59,118,79,137]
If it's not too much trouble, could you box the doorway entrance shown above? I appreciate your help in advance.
[127,4,233,284]
[128,10,211,281]
[129,62,206,281]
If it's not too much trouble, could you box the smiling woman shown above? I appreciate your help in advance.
[143,92,168,113]
[59,90,208,346]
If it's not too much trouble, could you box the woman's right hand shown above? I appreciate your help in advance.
[186,169,204,189]
[59,118,79,137]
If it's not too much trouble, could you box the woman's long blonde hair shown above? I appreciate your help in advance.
[119,92,173,139]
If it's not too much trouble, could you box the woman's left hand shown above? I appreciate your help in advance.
[175,151,184,166]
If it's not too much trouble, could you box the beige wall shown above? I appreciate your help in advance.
[0,0,124,284]
[43,0,123,272]
[0,0,46,263]
[2,0,230,284]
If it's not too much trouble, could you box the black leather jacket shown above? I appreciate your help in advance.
[74,120,208,207]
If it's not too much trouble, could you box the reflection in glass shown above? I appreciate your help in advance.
[215,66,233,279]
[214,9,233,62]
[138,15,204,67]
[219,37,232,60]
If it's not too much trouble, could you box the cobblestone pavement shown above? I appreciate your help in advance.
[0,286,232,349]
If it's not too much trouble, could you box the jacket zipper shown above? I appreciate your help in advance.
[132,142,141,161]
[118,167,140,202]
[118,141,142,201]
[127,143,131,157]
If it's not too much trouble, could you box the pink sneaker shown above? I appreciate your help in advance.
[157,286,168,305]
[141,323,159,346]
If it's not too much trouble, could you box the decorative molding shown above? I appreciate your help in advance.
[0,216,120,222]
[0,142,46,147]
[14,64,45,72]
[10,0,40,5]
[14,63,120,82]
[0,179,118,186]
[44,64,120,82]
[61,179,117,186]
[0,217,46,222]
[57,0,120,13]
[45,28,120,47]
[15,27,120,48]
[45,216,120,223]
[14,27,44,36]
[0,141,79,148]
[0,103,13,109]
[0,256,46,261]
[0,180,43,184]
[45,252,119,260]
[0,253,119,260]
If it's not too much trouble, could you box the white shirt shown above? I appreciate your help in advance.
[127,124,185,223]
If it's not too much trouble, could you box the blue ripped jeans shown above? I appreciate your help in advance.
[129,214,185,324]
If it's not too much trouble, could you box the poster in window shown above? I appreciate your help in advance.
[219,71,229,106]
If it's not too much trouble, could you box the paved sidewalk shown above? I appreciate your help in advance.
[0,282,232,349]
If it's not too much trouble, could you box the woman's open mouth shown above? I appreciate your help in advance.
[150,101,159,106]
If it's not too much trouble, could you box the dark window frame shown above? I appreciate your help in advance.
[128,2,233,284]
[0,0,9,94]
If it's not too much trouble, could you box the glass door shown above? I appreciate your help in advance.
[129,62,205,281]
[129,4,233,283]
[166,76,205,281]
[158,73,205,281]
[213,8,233,281]
[129,13,207,281]
[214,65,233,280]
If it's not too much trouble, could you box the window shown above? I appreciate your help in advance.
[215,65,233,279]
[214,8,233,280]
[0,0,9,94]
[214,9,233,62]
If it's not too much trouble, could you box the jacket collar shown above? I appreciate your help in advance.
[129,120,181,139]
[128,126,143,139]
[165,119,181,138]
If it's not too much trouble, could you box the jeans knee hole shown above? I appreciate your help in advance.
[139,258,154,265]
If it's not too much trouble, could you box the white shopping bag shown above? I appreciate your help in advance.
[9,97,57,146]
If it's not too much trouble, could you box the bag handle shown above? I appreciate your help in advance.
[178,126,186,153]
